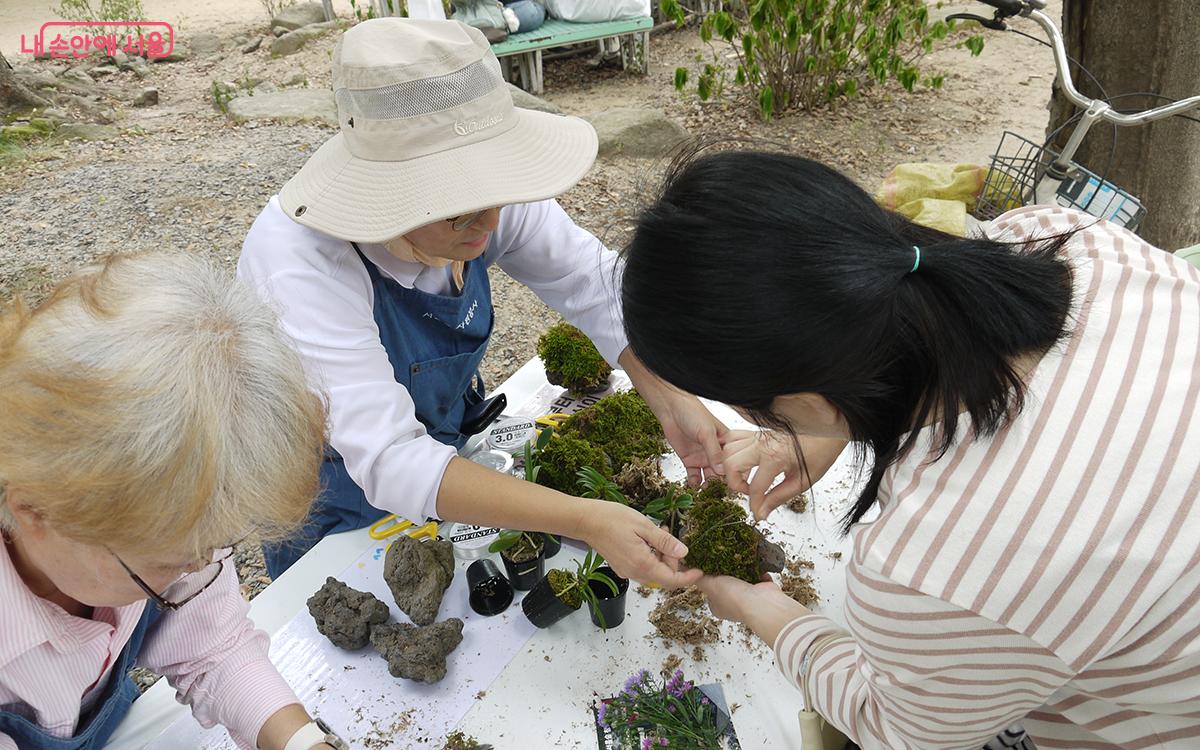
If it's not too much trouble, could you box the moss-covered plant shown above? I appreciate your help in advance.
[537,322,613,394]
[546,568,583,610]
[544,550,620,628]
[560,390,667,468]
[535,431,611,494]
[681,479,786,583]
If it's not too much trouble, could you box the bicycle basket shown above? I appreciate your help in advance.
[974,131,1146,231]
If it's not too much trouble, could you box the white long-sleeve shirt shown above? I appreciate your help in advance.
[774,206,1200,749]
[0,541,296,750]
[238,197,628,523]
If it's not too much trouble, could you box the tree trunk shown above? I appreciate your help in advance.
[1047,1,1200,249]
[0,50,50,114]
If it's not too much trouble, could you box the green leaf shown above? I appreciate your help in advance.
[673,67,688,91]
[758,86,775,119]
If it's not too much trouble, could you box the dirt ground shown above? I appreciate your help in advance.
[1,2,1059,600]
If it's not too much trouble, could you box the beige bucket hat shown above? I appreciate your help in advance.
[279,18,598,242]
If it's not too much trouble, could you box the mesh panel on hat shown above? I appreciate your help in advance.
[336,59,501,120]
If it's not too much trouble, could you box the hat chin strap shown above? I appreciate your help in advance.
[384,235,466,290]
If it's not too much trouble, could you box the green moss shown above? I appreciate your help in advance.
[535,433,611,494]
[537,322,612,394]
[547,568,582,609]
[561,389,667,468]
[693,476,732,504]
[682,489,762,583]
[0,120,54,146]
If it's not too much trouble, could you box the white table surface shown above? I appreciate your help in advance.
[107,357,861,749]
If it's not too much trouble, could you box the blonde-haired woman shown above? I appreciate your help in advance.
[0,253,346,750]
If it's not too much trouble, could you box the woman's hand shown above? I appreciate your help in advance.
[722,430,848,521]
[620,349,727,485]
[696,574,811,647]
[576,498,703,588]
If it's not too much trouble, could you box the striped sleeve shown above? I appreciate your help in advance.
[775,562,1075,750]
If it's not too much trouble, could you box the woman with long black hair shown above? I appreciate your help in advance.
[621,149,1200,749]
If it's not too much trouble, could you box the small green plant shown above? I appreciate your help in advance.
[520,426,555,484]
[562,550,620,629]
[661,0,978,119]
[349,0,376,21]
[210,80,237,113]
[537,322,613,395]
[258,0,295,20]
[643,484,694,538]
[55,0,145,35]
[487,529,544,562]
[576,465,627,504]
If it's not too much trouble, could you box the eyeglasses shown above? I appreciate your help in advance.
[111,546,236,611]
[445,209,488,232]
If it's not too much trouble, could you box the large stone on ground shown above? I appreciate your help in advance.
[190,32,223,54]
[383,535,455,626]
[61,67,94,85]
[506,83,562,115]
[57,123,118,141]
[585,108,690,158]
[15,69,60,90]
[271,1,329,32]
[225,89,337,127]
[133,87,159,107]
[89,64,120,78]
[270,22,341,57]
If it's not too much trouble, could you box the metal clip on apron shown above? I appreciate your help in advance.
[263,244,500,577]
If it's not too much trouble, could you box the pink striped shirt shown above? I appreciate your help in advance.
[775,206,1200,749]
[0,539,298,750]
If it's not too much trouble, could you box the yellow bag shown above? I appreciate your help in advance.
[875,163,988,237]
[799,634,854,750]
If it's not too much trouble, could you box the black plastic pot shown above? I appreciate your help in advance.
[501,546,545,591]
[542,533,562,559]
[587,566,629,629]
[466,559,514,616]
[521,572,580,628]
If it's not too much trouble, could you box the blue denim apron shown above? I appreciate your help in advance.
[0,604,160,750]
[264,244,495,577]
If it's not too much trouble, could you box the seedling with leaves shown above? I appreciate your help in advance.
[576,465,627,505]
[488,529,545,563]
[572,549,621,630]
[643,485,695,538]
[520,425,555,484]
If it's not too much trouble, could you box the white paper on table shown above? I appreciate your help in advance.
[147,541,539,748]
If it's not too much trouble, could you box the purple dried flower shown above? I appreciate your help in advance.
[597,702,608,727]
[667,705,676,713]
[641,738,654,750]
[659,740,669,747]
[701,696,710,706]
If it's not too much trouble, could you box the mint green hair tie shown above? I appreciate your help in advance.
[910,245,921,273]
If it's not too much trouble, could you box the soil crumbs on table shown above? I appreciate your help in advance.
[648,586,721,657]
[780,559,819,607]
[661,653,683,676]
[783,493,810,514]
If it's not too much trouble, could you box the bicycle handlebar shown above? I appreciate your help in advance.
[975,0,1038,17]
[1023,9,1200,126]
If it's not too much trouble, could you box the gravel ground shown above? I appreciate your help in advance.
[3,6,1054,692]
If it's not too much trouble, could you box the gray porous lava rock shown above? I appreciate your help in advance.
[306,577,389,650]
[370,619,465,683]
[754,531,787,574]
[383,535,455,626]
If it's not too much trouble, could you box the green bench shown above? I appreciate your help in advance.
[491,16,654,95]
[1178,244,1200,270]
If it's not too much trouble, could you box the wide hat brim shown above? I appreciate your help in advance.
[278,108,598,242]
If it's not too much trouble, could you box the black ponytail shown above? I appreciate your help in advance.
[620,149,1073,532]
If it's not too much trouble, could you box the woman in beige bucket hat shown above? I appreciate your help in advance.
[239,18,724,587]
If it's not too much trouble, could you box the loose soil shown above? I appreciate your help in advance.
[779,559,819,608]
[648,585,721,656]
